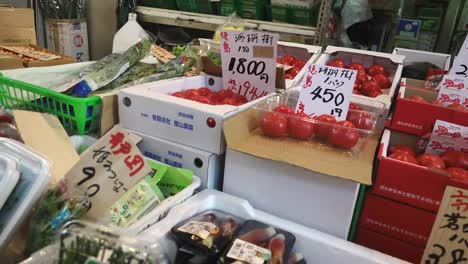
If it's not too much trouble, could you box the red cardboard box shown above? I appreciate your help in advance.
[355,227,424,264]
[359,193,436,247]
[390,78,468,136]
[373,129,450,212]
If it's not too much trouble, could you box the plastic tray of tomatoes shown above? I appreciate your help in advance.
[253,89,385,155]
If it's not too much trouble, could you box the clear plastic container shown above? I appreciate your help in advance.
[252,88,385,156]
[0,154,19,210]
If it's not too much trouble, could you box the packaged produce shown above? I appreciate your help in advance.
[171,210,244,256]
[0,154,19,211]
[79,53,121,78]
[170,87,248,106]
[277,55,307,80]
[93,62,159,92]
[213,13,246,43]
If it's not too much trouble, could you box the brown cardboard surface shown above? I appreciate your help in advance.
[100,94,119,136]
[253,46,274,58]
[0,56,24,70]
[0,7,36,45]
[13,110,79,186]
[224,109,378,185]
[25,45,76,67]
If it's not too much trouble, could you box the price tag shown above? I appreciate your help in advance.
[296,64,357,120]
[436,75,468,107]
[59,126,151,220]
[449,34,468,78]
[220,30,278,101]
[421,185,468,264]
[425,120,468,155]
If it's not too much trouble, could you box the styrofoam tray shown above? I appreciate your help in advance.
[0,154,19,210]
[138,190,409,264]
[0,138,51,249]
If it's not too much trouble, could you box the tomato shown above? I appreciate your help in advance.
[282,55,296,66]
[220,97,237,105]
[277,57,284,64]
[388,152,418,165]
[294,59,306,69]
[356,70,368,84]
[417,153,446,170]
[348,62,366,72]
[328,121,360,149]
[446,167,468,183]
[407,95,427,103]
[285,73,294,80]
[349,103,363,110]
[353,82,361,91]
[195,96,211,104]
[431,100,444,107]
[289,113,314,140]
[207,92,221,104]
[360,80,379,95]
[273,105,294,115]
[367,64,388,77]
[233,94,248,105]
[347,111,373,130]
[366,88,382,98]
[314,114,337,139]
[373,74,392,89]
[217,89,234,100]
[287,67,301,77]
[389,144,416,157]
[447,102,465,111]
[260,112,288,137]
[184,89,199,97]
[326,59,346,68]
[172,92,185,98]
[197,87,212,96]
[353,89,361,95]
[441,151,468,170]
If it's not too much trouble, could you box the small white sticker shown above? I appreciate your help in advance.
[177,221,218,240]
[227,239,271,264]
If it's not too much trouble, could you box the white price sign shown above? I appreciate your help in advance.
[449,34,468,78]
[220,30,278,101]
[436,75,468,107]
[296,64,357,120]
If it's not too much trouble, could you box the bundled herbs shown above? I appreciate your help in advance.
[39,0,87,19]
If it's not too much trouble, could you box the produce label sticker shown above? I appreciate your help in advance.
[296,64,356,120]
[177,221,219,240]
[421,185,468,264]
[449,34,468,78]
[425,120,468,155]
[59,126,151,220]
[436,75,468,107]
[227,239,271,264]
[220,30,278,101]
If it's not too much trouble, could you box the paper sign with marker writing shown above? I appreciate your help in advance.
[425,120,468,155]
[421,185,468,264]
[296,64,357,120]
[436,75,468,107]
[220,30,278,101]
[59,126,151,220]
[449,34,468,78]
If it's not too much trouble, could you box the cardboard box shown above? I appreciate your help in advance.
[314,46,405,128]
[392,48,451,72]
[355,227,424,263]
[222,108,380,239]
[359,193,436,248]
[373,129,449,212]
[0,56,24,70]
[45,19,90,62]
[118,75,275,155]
[0,44,76,69]
[390,78,468,136]
[131,129,224,190]
[0,7,36,46]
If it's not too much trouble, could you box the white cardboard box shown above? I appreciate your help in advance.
[119,75,275,154]
[45,19,90,62]
[392,47,451,71]
[131,130,223,190]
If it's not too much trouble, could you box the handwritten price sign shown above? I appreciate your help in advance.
[426,120,468,155]
[436,75,468,107]
[296,64,357,120]
[449,34,468,78]
[220,30,278,101]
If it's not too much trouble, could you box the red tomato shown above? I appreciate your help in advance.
[441,151,468,170]
[356,70,368,84]
[353,89,361,95]
[184,89,199,97]
[328,121,360,149]
[407,95,427,103]
[389,144,416,157]
[294,59,306,69]
[220,97,237,105]
[360,80,379,95]
[172,92,185,98]
[366,88,382,98]
[326,59,346,68]
[388,152,418,165]
[348,62,366,72]
[353,82,361,91]
[217,89,235,100]
[282,55,296,66]
[285,73,294,80]
[195,96,211,104]
[197,87,212,96]
[446,167,468,183]
[289,113,314,140]
[277,57,284,64]
[260,112,288,137]
[349,103,363,110]
[314,114,337,140]
[431,100,444,107]
[447,102,466,111]
[287,67,301,77]
[417,153,446,170]
[207,92,221,104]
[367,64,388,77]
[273,105,295,115]
[347,111,374,130]
[233,94,248,105]
[373,74,392,89]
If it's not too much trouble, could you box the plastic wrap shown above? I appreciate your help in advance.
[213,13,246,43]
[39,0,87,19]
[79,54,121,78]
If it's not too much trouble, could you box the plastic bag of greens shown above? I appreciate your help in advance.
[71,39,153,97]
[213,13,246,43]
[98,62,159,91]
[79,53,121,78]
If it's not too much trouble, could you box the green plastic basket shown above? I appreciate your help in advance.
[270,4,320,26]
[176,0,218,14]
[139,0,178,9]
[220,0,267,20]
[0,74,102,135]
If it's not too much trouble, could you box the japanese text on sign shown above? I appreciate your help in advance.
[449,35,468,78]
[436,75,468,107]
[220,30,278,102]
[422,185,468,264]
[426,120,468,155]
[296,64,356,120]
[60,126,151,220]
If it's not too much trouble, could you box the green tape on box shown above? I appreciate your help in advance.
[158,166,193,197]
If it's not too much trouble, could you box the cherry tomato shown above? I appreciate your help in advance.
[373,74,392,89]
[172,92,185,98]
[356,70,368,84]
[289,113,314,140]
[348,62,366,72]
[328,121,360,149]
[294,59,306,69]
[207,92,221,104]
[388,152,418,165]
[220,97,237,105]
[198,87,212,96]
[273,105,294,115]
[326,59,346,68]
[417,153,446,170]
[184,89,199,97]
[389,144,416,157]
[447,102,466,111]
[314,114,337,140]
[431,100,444,107]
[367,64,388,77]
[441,151,468,170]
[285,73,294,80]
[195,96,211,104]
[260,112,288,137]
[446,167,468,183]
[407,95,428,103]
[217,89,234,100]
[347,111,374,130]
[282,55,296,66]
[287,67,301,77]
